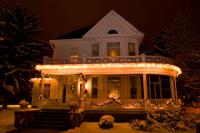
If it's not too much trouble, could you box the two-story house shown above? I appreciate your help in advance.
[31,10,181,111]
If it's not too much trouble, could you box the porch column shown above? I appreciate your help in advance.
[136,75,142,98]
[143,74,148,110]
[58,75,64,104]
[173,76,178,99]
[39,73,45,99]
[80,74,86,109]
[170,76,175,98]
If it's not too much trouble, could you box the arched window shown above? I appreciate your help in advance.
[108,29,118,34]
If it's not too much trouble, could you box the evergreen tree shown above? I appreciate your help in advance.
[0,1,53,104]
[142,6,200,98]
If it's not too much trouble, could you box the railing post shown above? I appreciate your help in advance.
[82,55,87,64]
[141,54,146,62]
[143,74,149,110]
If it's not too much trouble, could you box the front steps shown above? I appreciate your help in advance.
[31,108,72,130]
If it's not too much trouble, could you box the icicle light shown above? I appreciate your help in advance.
[35,63,181,77]
[30,78,52,82]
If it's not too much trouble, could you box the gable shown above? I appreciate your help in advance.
[83,10,144,38]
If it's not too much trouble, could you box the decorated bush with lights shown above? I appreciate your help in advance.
[99,115,115,129]
[19,99,29,109]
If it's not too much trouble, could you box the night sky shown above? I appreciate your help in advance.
[17,0,198,41]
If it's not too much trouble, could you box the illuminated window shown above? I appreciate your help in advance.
[92,77,98,98]
[107,42,120,56]
[92,43,99,57]
[128,43,135,56]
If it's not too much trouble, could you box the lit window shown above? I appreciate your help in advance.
[107,42,120,56]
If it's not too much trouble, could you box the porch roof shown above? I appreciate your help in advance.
[36,63,181,77]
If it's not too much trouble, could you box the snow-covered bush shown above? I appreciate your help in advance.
[130,109,200,132]
[130,119,148,130]
[99,115,115,129]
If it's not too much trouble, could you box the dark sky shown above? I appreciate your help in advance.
[17,0,196,41]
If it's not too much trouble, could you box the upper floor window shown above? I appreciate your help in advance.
[70,47,78,63]
[128,43,135,56]
[71,47,78,57]
[107,42,120,57]
[92,43,99,57]
[108,29,118,34]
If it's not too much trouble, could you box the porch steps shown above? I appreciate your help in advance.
[30,108,71,130]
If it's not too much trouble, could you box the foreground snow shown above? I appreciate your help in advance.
[62,122,196,133]
[0,110,16,133]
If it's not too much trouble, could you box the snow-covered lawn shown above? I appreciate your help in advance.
[0,110,16,133]
[63,122,196,133]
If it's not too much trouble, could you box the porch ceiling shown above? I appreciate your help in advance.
[36,63,181,77]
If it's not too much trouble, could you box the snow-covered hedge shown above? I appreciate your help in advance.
[130,109,200,132]
[99,115,115,129]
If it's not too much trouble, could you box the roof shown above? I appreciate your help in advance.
[57,25,93,39]
[83,10,143,38]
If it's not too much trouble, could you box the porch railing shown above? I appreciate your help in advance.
[43,55,173,64]
[84,98,179,110]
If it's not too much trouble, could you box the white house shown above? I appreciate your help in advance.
[31,10,181,111]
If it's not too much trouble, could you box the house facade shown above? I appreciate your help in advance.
[31,11,181,110]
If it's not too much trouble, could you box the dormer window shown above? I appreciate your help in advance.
[108,29,118,34]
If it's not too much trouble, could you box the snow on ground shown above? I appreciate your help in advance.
[0,110,16,133]
[0,109,197,133]
[63,122,196,133]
